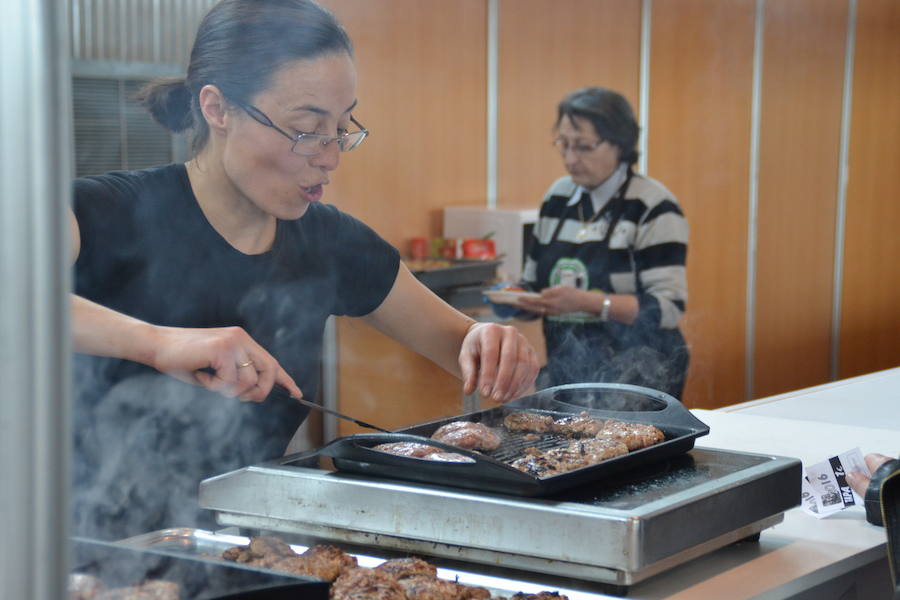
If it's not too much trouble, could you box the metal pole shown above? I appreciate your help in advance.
[0,0,73,598]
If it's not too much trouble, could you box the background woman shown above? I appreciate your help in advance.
[70,0,538,539]
[498,87,688,399]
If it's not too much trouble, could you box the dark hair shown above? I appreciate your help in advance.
[555,87,640,166]
[136,0,352,152]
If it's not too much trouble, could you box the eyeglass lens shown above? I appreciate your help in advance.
[292,130,367,155]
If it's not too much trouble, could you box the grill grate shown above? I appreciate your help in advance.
[429,408,642,467]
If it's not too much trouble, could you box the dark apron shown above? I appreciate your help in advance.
[535,170,689,399]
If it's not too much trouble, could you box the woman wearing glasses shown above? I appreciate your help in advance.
[499,87,689,400]
[69,0,538,539]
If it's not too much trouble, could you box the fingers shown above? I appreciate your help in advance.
[460,346,478,395]
[273,366,303,399]
[234,345,294,402]
[846,454,892,497]
[846,471,870,497]
[516,299,548,316]
[473,326,501,400]
[510,342,539,398]
[865,453,892,474]
[463,323,540,404]
[486,326,519,403]
[182,327,294,403]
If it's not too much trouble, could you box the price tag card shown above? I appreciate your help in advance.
[801,447,870,519]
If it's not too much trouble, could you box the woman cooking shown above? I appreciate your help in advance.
[70,0,538,540]
[496,87,689,399]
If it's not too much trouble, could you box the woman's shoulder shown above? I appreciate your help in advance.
[627,172,680,208]
[73,163,187,206]
[543,175,577,201]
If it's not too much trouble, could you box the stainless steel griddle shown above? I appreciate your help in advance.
[200,447,800,588]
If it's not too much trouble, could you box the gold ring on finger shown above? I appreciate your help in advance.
[237,360,255,369]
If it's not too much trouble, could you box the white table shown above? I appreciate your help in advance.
[601,366,900,600]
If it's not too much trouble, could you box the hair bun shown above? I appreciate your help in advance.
[135,78,194,133]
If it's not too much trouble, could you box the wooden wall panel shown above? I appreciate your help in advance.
[322,0,487,246]
[840,0,900,377]
[648,0,756,408]
[496,0,642,209]
[321,1,489,432]
[752,0,847,398]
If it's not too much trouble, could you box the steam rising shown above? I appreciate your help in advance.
[538,324,686,400]
[71,361,300,541]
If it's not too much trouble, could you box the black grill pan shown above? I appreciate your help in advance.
[314,383,709,497]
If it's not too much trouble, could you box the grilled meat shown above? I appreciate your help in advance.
[509,451,564,478]
[509,438,628,477]
[330,566,407,600]
[503,412,554,434]
[423,451,475,463]
[270,544,358,581]
[221,535,296,568]
[396,575,465,599]
[458,585,491,599]
[510,593,568,600]
[93,580,180,600]
[303,544,360,575]
[551,412,605,437]
[596,420,665,451]
[69,574,105,600]
[374,558,491,599]
[559,437,629,463]
[372,442,443,458]
[222,539,356,581]
[375,557,437,579]
[430,422,501,452]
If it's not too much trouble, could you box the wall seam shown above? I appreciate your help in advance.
[745,0,765,401]
[639,0,652,174]
[832,0,856,380]
[486,0,499,209]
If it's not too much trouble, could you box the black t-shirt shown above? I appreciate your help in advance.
[71,163,399,538]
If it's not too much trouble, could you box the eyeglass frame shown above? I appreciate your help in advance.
[552,136,606,157]
[231,99,368,156]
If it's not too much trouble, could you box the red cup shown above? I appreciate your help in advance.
[409,237,428,259]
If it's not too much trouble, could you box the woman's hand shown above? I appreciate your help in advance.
[847,453,894,496]
[71,295,302,403]
[150,325,303,402]
[517,286,596,316]
[458,322,539,403]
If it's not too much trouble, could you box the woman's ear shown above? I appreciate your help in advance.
[197,84,229,134]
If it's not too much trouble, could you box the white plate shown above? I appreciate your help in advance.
[484,289,541,305]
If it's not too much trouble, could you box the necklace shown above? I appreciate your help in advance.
[575,196,605,242]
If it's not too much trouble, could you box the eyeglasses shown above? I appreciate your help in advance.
[233,100,368,156]
[553,137,604,157]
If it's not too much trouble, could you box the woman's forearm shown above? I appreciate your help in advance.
[580,289,638,324]
[71,295,160,367]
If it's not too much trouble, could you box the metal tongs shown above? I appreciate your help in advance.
[266,384,392,433]
[198,366,391,433]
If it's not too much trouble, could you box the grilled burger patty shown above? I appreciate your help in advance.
[430,421,501,452]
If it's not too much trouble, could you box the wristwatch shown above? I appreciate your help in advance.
[599,295,612,322]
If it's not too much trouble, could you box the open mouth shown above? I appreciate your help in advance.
[300,183,324,202]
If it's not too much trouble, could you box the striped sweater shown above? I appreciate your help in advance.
[522,171,688,329]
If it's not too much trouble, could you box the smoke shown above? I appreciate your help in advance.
[538,322,688,401]
[70,360,301,541]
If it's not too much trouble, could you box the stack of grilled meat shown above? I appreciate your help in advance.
[220,536,567,600]
[68,575,180,600]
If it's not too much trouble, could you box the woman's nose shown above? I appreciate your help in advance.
[310,140,341,171]
[562,150,580,168]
